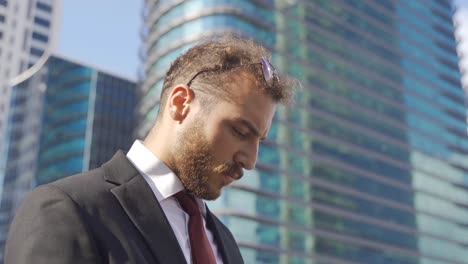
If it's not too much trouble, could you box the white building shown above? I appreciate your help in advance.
[0,0,60,261]
[0,0,60,168]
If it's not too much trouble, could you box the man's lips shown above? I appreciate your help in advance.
[217,163,243,185]
[223,170,243,184]
[223,174,237,185]
[224,166,243,180]
[229,171,242,180]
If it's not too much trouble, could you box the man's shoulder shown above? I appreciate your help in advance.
[25,151,138,209]
[43,151,133,200]
[51,166,108,192]
[29,165,116,210]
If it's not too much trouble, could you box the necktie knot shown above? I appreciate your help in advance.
[174,191,200,216]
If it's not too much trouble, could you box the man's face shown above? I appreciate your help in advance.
[171,72,276,200]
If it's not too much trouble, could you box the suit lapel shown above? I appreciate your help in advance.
[103,151,187,264]
[206,207,244,264]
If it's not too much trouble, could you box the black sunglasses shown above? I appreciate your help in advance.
[186,56,278,88]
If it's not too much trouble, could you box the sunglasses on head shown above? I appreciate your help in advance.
[186,56,278,88]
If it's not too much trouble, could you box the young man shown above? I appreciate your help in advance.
[5,36,295,264]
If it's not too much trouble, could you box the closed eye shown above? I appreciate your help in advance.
[232,127,248,139]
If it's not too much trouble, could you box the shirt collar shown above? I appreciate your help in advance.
[126,140,207,216]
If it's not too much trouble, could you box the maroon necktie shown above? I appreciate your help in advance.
[174,191,217,264]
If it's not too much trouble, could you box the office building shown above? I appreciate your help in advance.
[0,0,60,259]
[0,59,48,260]
[0,54,136,260]
[36,55,137,185]
[0,0,61,173]
[140,1,468,263]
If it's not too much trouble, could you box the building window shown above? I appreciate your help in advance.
[23,29,28,49]
[36,1,52,12]
[0,14,5,23]
[27,0,32,18]
[19,60,24,72]
[30,47,43,57]
[34,16,50,27]
[0,0,7,7]
[32,31,48,42]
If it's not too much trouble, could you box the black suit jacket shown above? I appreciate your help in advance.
[5,151,244,264]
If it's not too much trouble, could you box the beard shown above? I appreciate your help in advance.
[170,117,242,200]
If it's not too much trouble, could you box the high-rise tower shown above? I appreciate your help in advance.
[0,0,60,260]
[35,55,137,185]
[140,1,468,263]
[0,0,61,156]
[0,54,137,261]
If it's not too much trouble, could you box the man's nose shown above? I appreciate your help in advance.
[234,142,259,170]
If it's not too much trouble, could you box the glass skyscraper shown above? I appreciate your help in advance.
[140,1,468,263]
[0,0,61,176]
[0,55,137,261]
[36,56,137,185]
[0,63,47,261]
[0,1,60,256]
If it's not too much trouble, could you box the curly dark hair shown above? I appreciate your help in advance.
[156,35,296,120]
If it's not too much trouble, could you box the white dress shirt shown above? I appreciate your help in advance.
[126,140,224,264]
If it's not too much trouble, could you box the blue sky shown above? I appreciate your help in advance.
[457,0,468,6]
[57,0,143,81]
[55,0,466,83]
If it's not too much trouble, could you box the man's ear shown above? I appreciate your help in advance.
[167,84,194,122]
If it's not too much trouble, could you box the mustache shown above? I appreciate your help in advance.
[213,162,244,179]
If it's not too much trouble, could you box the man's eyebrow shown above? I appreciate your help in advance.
[238,119,267,140]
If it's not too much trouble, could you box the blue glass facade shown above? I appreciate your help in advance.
[0,55,137,262]
[36,56,137,184]
[36,57,93,184]
[139,0,468,263]
[89,72,137,170]
[0,67,47,259]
